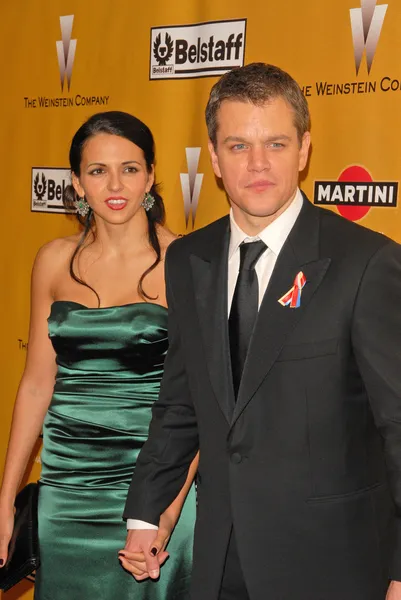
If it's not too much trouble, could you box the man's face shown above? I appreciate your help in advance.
[208,97,310,232]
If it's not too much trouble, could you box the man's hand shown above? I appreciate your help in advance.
[387,581,401,599]
[119,529,169,581]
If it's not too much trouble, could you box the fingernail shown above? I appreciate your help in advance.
[150,570,158,578]
[150,547,157,556]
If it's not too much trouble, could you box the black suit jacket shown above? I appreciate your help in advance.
[125,197,401,600]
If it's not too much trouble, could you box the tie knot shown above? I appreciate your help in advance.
[239,240,267,271]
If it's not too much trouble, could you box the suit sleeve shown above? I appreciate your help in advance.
[352,239,401,580]
[123,249,199,525]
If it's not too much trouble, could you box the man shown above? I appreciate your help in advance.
[122,63,401,599]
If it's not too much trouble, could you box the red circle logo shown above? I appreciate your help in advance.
[336,166,372,221]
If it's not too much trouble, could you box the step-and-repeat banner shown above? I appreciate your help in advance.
[1,1,400,597]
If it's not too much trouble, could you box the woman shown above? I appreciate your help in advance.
[0,111,196,599]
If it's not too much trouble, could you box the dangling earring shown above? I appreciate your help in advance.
[141,192,155,212]
[74,196,90,217]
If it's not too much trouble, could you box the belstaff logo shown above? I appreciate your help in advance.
[153,33,174,66]
[314,165,398,222]
[150,19,246,80]
[31,168,73,214]
[180,148,204,228]
[350,0,388,75]
[33,173,47,201]
[56,15,77,92]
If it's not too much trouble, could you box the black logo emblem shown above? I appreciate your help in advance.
[34,173,47,200]
[153,33,174,66]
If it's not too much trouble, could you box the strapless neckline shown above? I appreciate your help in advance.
[48,298,168,375]
[51,300,168,312]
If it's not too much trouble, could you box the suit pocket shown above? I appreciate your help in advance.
[306,482,384,504]
[277,338,338,361]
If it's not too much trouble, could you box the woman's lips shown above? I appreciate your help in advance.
[105,197,128,210]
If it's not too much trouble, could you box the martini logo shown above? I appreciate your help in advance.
[150,19,246,79]
[56,15,77,91]
[180,148,203,228]
[350,0,388,75]
[314,166,398,221]
[31,168,73,213]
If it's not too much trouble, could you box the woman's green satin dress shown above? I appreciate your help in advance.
[34,301,195,599]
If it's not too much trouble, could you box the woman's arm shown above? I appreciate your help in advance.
[0,244,58,564]
[120,452,199,580]
[159,451,199,529]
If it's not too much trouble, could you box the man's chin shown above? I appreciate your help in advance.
[230,192,297,221]
[232,203,281,220]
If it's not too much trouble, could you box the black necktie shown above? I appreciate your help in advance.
[229,240,267,397]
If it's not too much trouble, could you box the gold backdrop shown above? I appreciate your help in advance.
[1,1,400,597]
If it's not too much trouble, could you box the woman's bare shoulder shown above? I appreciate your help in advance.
[33,235,80,271]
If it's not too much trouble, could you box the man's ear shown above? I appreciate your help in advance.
[208,139,222,179]
[298,132,311,172]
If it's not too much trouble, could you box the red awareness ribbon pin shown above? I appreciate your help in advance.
[278,271,306,308]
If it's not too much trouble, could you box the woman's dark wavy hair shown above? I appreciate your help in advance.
[63,111,165,305]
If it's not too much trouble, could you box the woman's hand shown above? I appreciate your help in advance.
[0,505,15,567]
[118,510,177,580]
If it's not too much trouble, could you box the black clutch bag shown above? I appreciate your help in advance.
[0,483,40,592]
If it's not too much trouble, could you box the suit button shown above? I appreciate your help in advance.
[231,452,242,464]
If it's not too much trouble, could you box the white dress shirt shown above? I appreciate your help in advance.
[227,188,303,310]
[127,189,304,530]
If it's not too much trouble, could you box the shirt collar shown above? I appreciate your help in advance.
[228,188,304,260]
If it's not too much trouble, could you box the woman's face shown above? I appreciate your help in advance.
[72,133,154,224]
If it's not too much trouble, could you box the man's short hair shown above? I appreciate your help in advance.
[205,62,310,147]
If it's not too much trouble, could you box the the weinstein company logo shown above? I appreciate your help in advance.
[180,148,203,228]
[56,15,77,91]
[300,1,396,98]
[350,0,388,75]
[24,15,109,109]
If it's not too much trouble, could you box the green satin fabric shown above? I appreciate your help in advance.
[35,301,195,600]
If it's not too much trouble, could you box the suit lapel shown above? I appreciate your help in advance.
[190,218,235,423]
[232,199,331,424]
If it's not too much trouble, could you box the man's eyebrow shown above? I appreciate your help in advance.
[222,136,247,144]
[222,134,292,144]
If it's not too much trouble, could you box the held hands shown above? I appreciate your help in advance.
[387,581,401,599]
[119,511,176,581]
